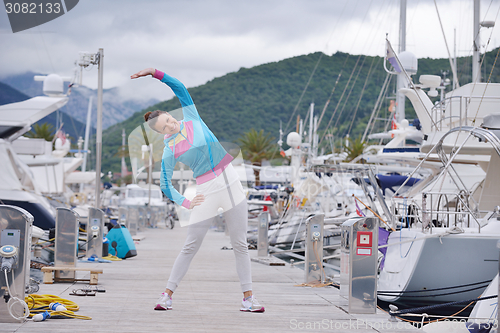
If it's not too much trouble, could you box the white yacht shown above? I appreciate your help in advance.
[0,74,69,229]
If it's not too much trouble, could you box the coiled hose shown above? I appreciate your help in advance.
[25,294,92,320]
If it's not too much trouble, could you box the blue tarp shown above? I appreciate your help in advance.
[382,147,420,153]
[362,174,421,195]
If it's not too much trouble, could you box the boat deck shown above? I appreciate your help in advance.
[3,223,417,332]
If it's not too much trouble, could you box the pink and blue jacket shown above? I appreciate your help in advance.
[154,70,233,208]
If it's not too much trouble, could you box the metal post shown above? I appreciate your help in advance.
[340,217,378,314]
[497,240,500,328]
[148,144,152,207]
[257,211,269,257]
[121,128,127,178]
[473,0,481,83]
[95,48,104,208]
[305,214,324,284]
[308,102,314,151]
[127,206,138,236]
[119,206,127,227]
[55,208,79,279]
[81,96,92,192]
[396,0,407,124]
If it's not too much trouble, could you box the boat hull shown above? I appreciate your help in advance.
[378,229,499,308]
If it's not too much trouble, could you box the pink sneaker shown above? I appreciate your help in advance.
[240,296,265,312]
[154,292,172,310]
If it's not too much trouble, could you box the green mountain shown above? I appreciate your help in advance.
[101,48,500,175]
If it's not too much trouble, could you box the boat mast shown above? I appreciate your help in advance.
[396,0,407,124]
[472,0,481,83]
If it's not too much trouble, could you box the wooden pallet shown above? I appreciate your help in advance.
[41,266,103,285]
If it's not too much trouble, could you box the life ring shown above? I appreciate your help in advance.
[70,192,87,206]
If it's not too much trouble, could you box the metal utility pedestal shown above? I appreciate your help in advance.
[55,208,80,279]
[87,207,104,259]
[0,206,33,323]
[258,211,269,257]
[305,214,324,284]
[340,217,379,314]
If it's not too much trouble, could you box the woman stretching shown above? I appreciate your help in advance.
[131,68,264,313]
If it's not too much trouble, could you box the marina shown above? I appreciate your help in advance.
[1,1,500,332]
[1,224,419,333]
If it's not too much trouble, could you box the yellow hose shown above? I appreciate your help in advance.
[25,294,92,320]
[102,254,122,261]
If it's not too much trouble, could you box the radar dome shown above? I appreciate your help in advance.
[399,51,418,76]
[286,132,301,149]
[43,74,64,96]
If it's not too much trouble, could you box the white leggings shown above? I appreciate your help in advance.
[166,165,252,293]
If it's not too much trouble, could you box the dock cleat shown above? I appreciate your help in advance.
[154,292,172,310]
[240,296,265,313]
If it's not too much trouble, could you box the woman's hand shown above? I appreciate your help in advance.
[131,68,155,79]
[189,194,205,209]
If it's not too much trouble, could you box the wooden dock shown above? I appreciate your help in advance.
[2,224,417,332]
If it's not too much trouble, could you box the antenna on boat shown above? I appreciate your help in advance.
[278,120,283,150]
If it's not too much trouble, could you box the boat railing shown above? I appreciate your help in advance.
[430,96,468,131]
[421,191,483,233]
[390,197,421,229]
[390,191,484,233]
[430,95,500,131]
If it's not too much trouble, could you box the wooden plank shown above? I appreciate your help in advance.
[41,266,103,285]
[41,266,103,273]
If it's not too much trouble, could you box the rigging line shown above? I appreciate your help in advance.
[462,0,498,87]
[364,74,391,141]
[472,45,500,126]
[36,26,55,74]
[63,106,83,140]
[471,4,500,126]
[317,71,342,130]
[302,100,313,131]
[293,1,353,133]
[318,55,363,146]
[434,0,460,89]
[283,52,324,136]
[271,1,350,164]
[305,0,357,131]
[305,0,351,132]
[448,2,500,150]
[379,99,394,145]
[316,50,359,133]
[331,55,368,134]
[346,56,377,137]
[322,0,350,55]
[344,0,375,54]
[294,0,377,139]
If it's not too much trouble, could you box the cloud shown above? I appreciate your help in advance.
[1,0,499,102]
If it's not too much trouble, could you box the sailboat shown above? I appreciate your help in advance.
[376,0,500,310]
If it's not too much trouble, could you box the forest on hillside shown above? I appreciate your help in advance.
[100,47,500,175]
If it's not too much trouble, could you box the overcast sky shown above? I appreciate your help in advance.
[1,0,499,101]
